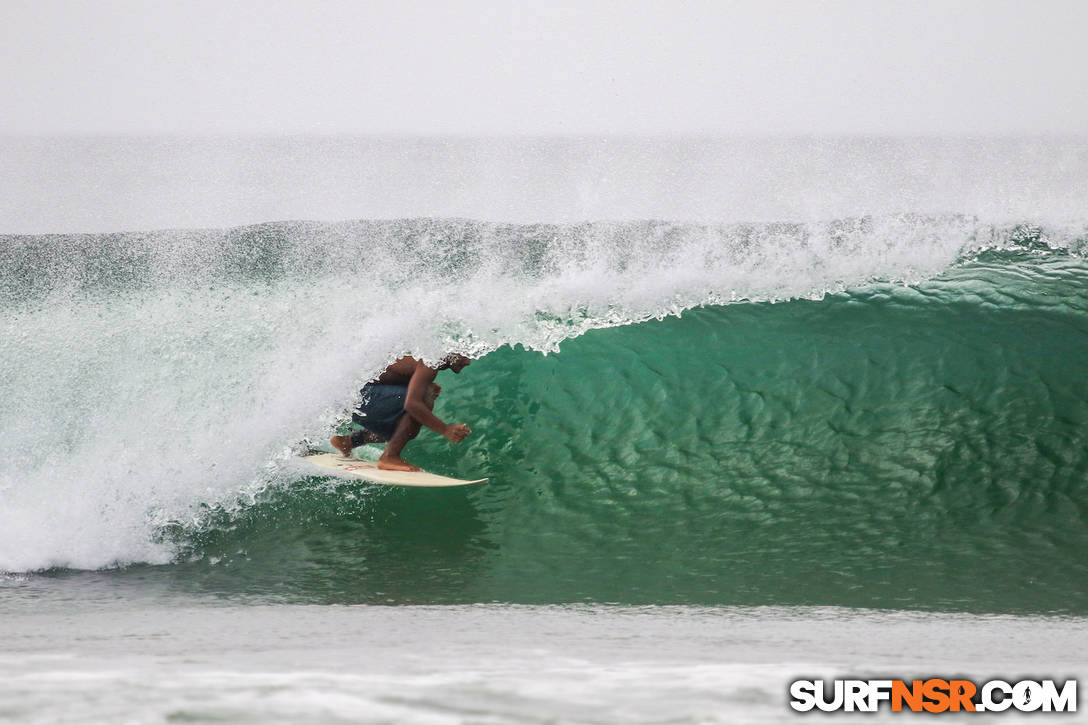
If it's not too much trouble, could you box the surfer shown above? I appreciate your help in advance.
[330,354,473,472]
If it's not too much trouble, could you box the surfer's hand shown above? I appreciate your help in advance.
[443,423,471,443]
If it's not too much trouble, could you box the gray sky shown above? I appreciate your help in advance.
[2,0,1087,135]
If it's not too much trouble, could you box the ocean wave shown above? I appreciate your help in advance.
[1,216,1086,615]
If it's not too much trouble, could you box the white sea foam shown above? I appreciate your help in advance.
[0,604,1083,724]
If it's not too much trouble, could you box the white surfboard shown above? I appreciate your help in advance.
[300,452,487,487]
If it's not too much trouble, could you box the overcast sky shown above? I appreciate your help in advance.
[2,0,1087,135]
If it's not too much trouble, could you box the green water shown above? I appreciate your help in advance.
[140,250,1088,614]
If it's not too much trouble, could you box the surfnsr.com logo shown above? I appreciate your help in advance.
[789,679,1077,713]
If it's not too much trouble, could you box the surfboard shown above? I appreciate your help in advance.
[299,452,487,487]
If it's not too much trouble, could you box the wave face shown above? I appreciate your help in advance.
[2,215,1087,614]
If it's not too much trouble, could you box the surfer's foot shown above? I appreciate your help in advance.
[330,435,354,458]
[377,454,421,472]
[331,429,385,456]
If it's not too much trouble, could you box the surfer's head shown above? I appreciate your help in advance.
[440,353,472,373]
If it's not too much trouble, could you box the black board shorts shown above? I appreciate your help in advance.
[352,383,408,440]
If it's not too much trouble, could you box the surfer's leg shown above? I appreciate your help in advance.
[377,414,422,471]
[376,384,439,471]
[330,429,384,457]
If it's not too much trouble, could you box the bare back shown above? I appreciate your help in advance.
[373,356,428,385]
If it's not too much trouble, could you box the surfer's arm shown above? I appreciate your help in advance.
[403,363,469,442]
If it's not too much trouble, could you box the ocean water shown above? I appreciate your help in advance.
[1,137,1086,721]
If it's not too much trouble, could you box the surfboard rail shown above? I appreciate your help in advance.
[299,452,487,487]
